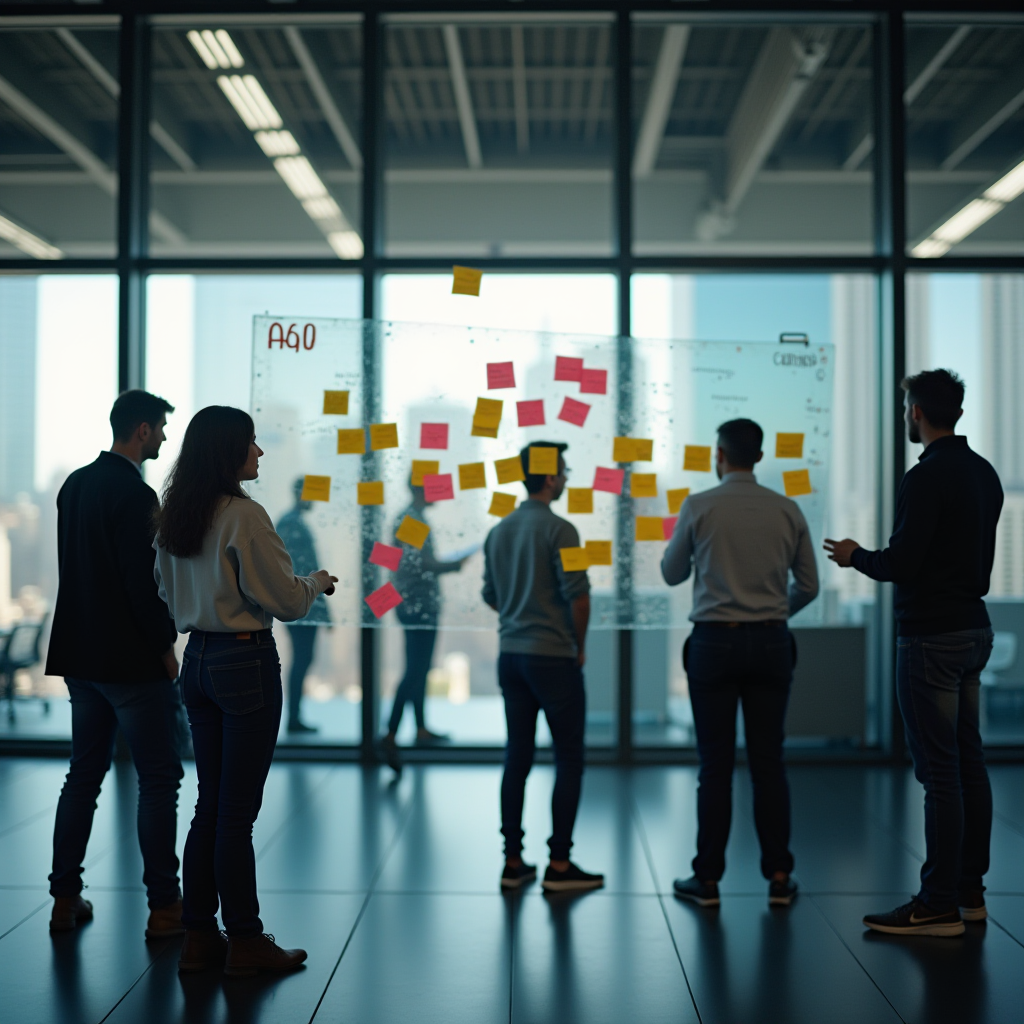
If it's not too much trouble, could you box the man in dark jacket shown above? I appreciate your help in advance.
[826,369,1002,937]
[46,389,185,938]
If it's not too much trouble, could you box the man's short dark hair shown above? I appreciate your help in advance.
[901,369,964,430]
[717,418,763,468]
[109,389,174,442]
[520,441,568,495]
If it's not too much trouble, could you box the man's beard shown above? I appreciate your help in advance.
[907,420,921,444]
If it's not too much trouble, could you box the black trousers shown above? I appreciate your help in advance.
[388,627,437,734]
[286,625,317,727]
[686,623,795,882]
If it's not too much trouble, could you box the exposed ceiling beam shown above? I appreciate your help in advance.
[442,24,482,169]
[510,25,529,155]
[283,26,363,171]
[941,66,1024,170]
[632,24,690,179]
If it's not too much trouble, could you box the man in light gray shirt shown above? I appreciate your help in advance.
[483,441,603,894]
[661,418,818,910]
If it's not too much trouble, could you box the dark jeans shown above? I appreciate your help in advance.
[686,623,795,882]
[499,653,585,862]
[388,627,437,734]
[286,625,317,727]
[49,677,184,907]
[180,630,282,936]
[897,628,993,911]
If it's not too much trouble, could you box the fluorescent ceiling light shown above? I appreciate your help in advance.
[241,76,283,130]
[214,30,245,69]
[328,230,364,260]
[187,30,218,69]
[217,75,282,131]
[274,156,328,200]
[189,29,244,70]
[910,237,952,259]
[302,196,343,221]
[255,130,300,157]
[0,213,63,260]
[933,198,1003,244]
[984,159,1024,204]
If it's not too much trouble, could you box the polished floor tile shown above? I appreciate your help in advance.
[986,894,1024,948]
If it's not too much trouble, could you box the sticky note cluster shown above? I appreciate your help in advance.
[554,354,606,394]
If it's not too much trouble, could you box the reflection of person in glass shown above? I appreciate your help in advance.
[381,482,466,770]
[276,478,331,734]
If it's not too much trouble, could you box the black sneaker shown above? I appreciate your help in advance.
[673,876,720,907]
[380,734,402,773]
[863,898,964,937]
[542,862,604,893]
[500,862,537,890]
[958,889,987,922]
[768,876,798,906]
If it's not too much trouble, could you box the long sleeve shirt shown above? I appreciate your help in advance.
[661,471,819,622]
[154,496,326,633]
[851,435,1002,636]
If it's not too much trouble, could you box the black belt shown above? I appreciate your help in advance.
[694,620,786,629]
[190,628,274,641]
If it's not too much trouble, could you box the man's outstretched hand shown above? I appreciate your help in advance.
[823,538,861,568]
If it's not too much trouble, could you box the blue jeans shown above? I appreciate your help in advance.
[686,623,795,882]
[388,627,437,734]
[499,653,585,862]
[50,677,185,906]
[897,628,993,910]
[180,630,282,936]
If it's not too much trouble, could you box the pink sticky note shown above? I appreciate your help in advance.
[487,361,516,389]
[517,400,545,427]
[580,368,607,395]
[369,541,402,572]
[420,423,449,449]
[365,582,403,619]
[557,396,591,427]
[663,516,678,540]
[555,356,584,382]
[422,473,455,502]
[593,466,624,494]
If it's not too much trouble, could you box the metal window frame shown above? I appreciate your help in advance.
[1,1,1022,765]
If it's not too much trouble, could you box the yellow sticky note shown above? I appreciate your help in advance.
[585,540,612,566]
[370,422,398,450]
[473,397,503,426]
[630,473,658,498]
[471,422,500,439]
[458,462,487,490]
[323,390,349,415]
[613,437,653,462]
[776,433,805,458]
[528,446,558,475]
[667,488,691,515]
[495,456,525,485]
[300,474,330,502]
[560,547,589,572]
[488,492,517,518]
[783,468,813,497]
[567,488,593,514]
[357,481,384,505]
[635,516,665,541]
[337,428,366,455]
[411,460,440,487]
[452,265,482,296]
[684,445,712,472]
[395,515,430,549]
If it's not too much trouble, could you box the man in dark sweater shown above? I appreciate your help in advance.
[45,389,185,938]
[826,369,1002,937]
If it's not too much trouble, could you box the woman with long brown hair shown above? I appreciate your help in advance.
[154,405,336,976]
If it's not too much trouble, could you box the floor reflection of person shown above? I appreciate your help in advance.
[276,478,331,734]
[381,482,467,772]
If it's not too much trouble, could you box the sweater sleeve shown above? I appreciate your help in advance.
[236,523,324,623]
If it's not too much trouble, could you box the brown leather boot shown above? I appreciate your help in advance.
[178,929,229,972]
[224,933,307,977]
[50,895,94,932]
[146,899,185,939]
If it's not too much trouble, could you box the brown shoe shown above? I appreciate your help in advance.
[145,899,185,939]
[178,929,229,972]
[50,895,94,932]
[224,933,307,978]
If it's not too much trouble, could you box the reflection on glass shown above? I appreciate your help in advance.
[384,16,614,256]
[631,19,874,255]
[150,17,362,257]
[907,273,1024,744]
[906,23,1024,258]
[0,275,118,738]
[0,24,119,259]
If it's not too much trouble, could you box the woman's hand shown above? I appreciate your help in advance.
[312,569,338,596]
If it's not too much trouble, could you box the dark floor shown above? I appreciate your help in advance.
[0,759,1022,1024]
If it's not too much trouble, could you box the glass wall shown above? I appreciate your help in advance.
[0,20,119,259]
[0,275,118,739]
[632,17,875,255]
[907,272,1024,743]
